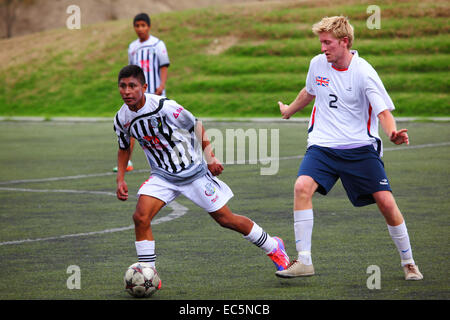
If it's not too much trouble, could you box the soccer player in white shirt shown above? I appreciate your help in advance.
[114,13,171,173]
[114,65,290,288]
[128,13,170,96]
[276,16,423,280]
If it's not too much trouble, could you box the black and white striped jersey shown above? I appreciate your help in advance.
[128,35,170,95]
[114,94,207,185]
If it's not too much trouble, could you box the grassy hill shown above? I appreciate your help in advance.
[0,0,448,118]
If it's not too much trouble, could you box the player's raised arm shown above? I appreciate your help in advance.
[278,87,315,119]
[378,109,409,145]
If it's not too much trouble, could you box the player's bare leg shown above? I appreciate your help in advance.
[373,190,404,226]
[133,195,166,269]
[126,138,135,171]
[373,190,423,280]
[209,205,253,235]
[293,175,318,211]
[276,175,317,278]
[209,205,290,271]
[133,195,166,241]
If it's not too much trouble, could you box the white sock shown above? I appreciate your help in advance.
[294,209,313,265]
[243,222,278,254]
[387,222,414,266]
[135,240,156,267]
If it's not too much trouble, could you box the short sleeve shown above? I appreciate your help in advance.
[128,48,132,65]
[305,58,317,96]
[165,100,196,132]
[364,65,395,115]
[114,113,130,150]
[157,41,170,68]
[128,42,135,65]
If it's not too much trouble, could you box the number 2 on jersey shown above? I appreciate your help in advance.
[329,94,338,108]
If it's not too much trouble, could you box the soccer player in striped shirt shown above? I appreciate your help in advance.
[277,16,423,281]
[128,13,169,96]
[114,13,170,173]
[114,65,290,286]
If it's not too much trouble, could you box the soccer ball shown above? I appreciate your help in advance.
[124,262,161,298]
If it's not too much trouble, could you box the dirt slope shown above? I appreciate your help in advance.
[1,0,290,38]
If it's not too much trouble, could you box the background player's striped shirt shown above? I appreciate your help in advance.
[114,94,207,185]
[128,35,170,96]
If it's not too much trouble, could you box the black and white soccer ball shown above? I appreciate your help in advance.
[124,262,161,298]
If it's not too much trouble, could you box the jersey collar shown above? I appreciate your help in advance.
[331,50,358,72]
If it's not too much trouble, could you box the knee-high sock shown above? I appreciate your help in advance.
[135,240,156,267]
[243,222,278,254]
[387,222,415,266]
[294,209,314,265]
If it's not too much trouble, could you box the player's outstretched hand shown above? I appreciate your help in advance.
[208,157,224,176]
[117,180,129,201]
[278,101,291,119]
[390,129,409,145]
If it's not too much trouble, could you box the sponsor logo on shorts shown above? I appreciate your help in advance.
[204,183,216,196]
[379,178,389,185]
[211,195,219,203]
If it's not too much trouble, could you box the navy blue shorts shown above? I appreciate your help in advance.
[298,145,392,207]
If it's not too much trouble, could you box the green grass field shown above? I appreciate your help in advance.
[0,120,448,300]
[0,0,448,118]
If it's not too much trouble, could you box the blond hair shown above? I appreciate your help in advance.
[312,16,354,49]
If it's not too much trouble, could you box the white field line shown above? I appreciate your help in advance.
[0,141,448,246]
[255,141,450,162]
[0,170,148,185]
[0,187,116,196]
[1,142,448,186]
[0,192,188,246]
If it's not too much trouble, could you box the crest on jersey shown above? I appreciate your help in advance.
[315,76,330,87]
[149,116,160,128]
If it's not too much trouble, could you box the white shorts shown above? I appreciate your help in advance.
[137,172,234,213]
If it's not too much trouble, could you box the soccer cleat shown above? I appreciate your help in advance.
[403,264,423,280]
[275,260,315,278]
[267,237,290,271]
[126,160,134,172]
[112,160,134,172]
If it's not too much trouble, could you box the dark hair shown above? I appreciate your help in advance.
[133,13,151,27]
[118,65,146,85]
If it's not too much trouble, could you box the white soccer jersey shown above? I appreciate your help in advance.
[128,35,170,95]
[305,50,394,156]
[114,94,207,185]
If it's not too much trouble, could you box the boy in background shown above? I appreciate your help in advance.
[114,13,170,172]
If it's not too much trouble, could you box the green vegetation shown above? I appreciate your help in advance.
[0,0,448,117]
[0,121,449,299]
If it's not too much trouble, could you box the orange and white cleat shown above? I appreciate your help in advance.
[126,160,134,172]
[113,160,134,172]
